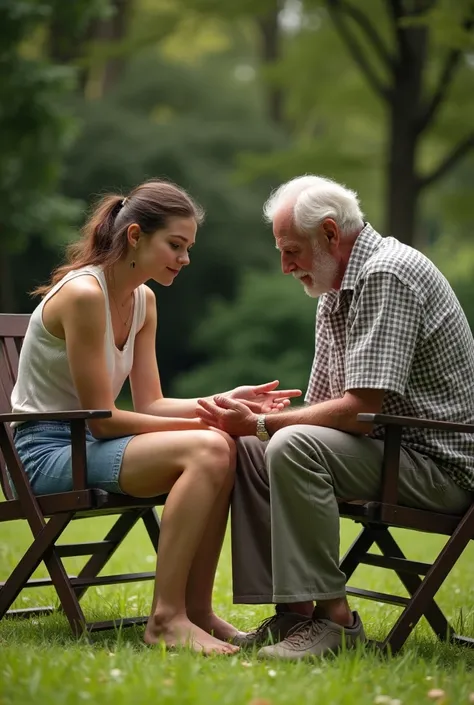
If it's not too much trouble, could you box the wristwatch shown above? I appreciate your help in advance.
[256,414,270,442]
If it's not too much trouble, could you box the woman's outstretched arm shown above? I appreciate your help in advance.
[130,287,302,418]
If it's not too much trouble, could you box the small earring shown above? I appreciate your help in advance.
[130,260,136,269]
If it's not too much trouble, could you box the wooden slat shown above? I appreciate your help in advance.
[0,490,165,522]
[358,412,474,434]
[360,552,431,575]
[381,425,402,505]
[7,572,155,590]
[339,501,463,536]
[0,490,97,522]
[87,616,149,632]
[4,337,19,379]
[0,410,111,423]
[0,343,14,405]
[346,586,409,607]
[4,606,55,619]
[0,314,30,338]
[0,372,15,499]
[56,540,117,558]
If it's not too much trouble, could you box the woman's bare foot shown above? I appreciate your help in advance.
[144,611,239,655]
[188,610,243,641]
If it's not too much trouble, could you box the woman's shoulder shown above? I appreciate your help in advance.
[142,283,156,305]
[52,274,106,327]
[59,272,105,302]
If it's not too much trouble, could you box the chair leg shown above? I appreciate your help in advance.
[0,513,72,618]
[142,507,160,551]
[374,527,453,643]
[73,510,144,601]
[43,549,89,636]
[340,525,377,581]
[0,513,88,636]
[379,506,474,655]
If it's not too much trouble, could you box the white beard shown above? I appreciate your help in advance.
[293,242,338,298]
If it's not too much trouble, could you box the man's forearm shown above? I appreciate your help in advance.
[264,396,374,436]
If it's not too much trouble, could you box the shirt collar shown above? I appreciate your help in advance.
[340,222,383,291]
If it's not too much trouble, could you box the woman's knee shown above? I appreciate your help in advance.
[210,430,237,469]
[190,431,235,482]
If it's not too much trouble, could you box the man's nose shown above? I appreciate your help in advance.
[281,254,296,275]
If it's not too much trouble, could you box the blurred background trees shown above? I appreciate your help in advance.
[1,0,473,397]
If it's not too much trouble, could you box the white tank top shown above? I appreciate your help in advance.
[11,266,147,423]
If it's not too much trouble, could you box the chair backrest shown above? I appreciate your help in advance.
[0,314,30,499]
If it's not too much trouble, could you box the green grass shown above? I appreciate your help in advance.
[1,516,473,705]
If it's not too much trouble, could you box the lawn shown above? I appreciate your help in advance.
[0,514,473,705]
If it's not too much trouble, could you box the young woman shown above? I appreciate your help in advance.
[11,179,300,654]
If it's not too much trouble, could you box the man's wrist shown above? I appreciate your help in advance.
[256,414,270,441]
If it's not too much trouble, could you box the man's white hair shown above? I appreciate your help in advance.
[263,175,364,236]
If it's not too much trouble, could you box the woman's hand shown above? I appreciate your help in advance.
[197,396,258,437]
[226,380,301,413]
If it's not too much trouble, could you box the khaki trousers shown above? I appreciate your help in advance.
[231,425,472,603]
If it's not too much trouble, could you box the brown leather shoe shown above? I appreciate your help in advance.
[230,607,307,649]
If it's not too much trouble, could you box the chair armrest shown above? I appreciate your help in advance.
[357,413,474,434]
[357,413,474,515]
[0,410,112,423]
[0,410,111,493]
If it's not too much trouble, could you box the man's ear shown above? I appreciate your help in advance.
[322,218,339,248]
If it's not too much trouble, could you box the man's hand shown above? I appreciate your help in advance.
[197,395,258,437]
[227,380,301,413]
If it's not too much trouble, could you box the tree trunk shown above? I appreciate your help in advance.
[385,15,428,247]
[87,0,132,97]
[385,105,420,246]
[257,4,284,126]
[0,252,16,313]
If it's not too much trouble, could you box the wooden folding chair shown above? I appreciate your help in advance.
[0,313,166,636]
[338,412,474,654]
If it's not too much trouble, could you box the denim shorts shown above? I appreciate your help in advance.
[11,421,134,496]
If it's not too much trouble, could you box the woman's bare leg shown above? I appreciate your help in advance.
[185,437,240,640]
[118,429,239,655]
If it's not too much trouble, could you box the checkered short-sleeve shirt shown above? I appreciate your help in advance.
[305,224,474,491]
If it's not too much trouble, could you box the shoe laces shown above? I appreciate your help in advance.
[247,612,281,639]
[283,618,324,648]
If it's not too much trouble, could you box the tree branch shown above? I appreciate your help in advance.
[386,0,408,52]
[417,17,474,134]
[326,0,391,101]
[419,131,474,189]
[336,0,394,70]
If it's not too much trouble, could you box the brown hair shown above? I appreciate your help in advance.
[33,179,205,297]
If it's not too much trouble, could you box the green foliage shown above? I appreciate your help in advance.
[0,1,87,256]
[59,48,284,388]
[173,269,317,396]
[4,0,473,382]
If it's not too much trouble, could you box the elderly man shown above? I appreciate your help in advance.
[197,175,474,660]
